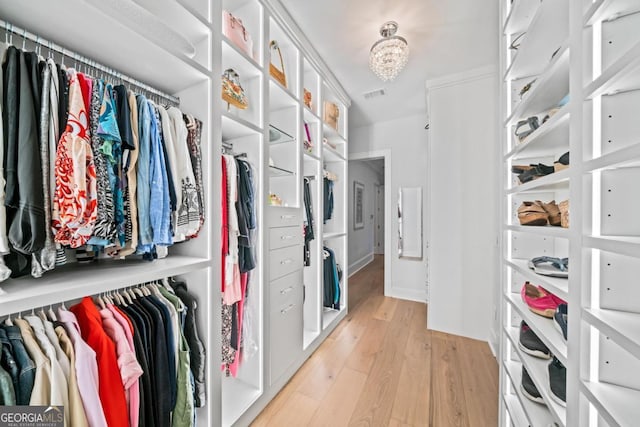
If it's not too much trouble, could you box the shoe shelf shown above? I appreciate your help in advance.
[584,142,640,172]
[580,380,640,427]
[504,360,556,426]
[507,225,570,239]
[503,0,540,36]
[506,46,570,127]
[584,235,640,258]
[505,294,568,366]
[584,0,640,27]
[505,0,569,81]
[507,258,569,301]
[503,393,530,427]
[505,106,570,159]
[507,168,570,194]
[584,41,640,100]
[506,327,567,427]
[583,308,640,360]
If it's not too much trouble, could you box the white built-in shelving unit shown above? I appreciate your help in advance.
[499,0,640,426]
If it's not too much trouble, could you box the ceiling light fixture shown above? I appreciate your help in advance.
[369,21,409,82]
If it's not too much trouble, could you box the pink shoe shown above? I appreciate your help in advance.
[521,282,567,318]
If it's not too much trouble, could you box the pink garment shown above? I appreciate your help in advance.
[227,272,247,377]
[107,304,140,427]
[100,308,143,388]
[57,308,108,427]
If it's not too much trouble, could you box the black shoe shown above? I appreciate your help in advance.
[548,357,566,407]
[521,366,545,404]
[554,304,568,340]
[519,321,551,359]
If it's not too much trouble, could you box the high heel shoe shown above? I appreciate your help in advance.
[554,151,569,172]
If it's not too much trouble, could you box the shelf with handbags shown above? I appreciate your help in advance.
[268,17,299,100]
[222,0,262,66]
[322,84,348,140]
[221,66,262,129]
[303,57,321,118]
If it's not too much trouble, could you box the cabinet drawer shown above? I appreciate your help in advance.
[269,245,302,281]
[269,226,302,250]
[270,271,303,313]
[268,207,302,228]
[270,283,303,384]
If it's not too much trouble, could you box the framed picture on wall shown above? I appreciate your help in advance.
[354,181,364,230]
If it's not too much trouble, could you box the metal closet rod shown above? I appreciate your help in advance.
[1,19,180,106]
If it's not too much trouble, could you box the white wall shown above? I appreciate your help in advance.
[425,67,499,344]
[350,114,429,302]
[347,161,382,274]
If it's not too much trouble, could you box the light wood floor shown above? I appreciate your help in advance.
[252,255,499,427]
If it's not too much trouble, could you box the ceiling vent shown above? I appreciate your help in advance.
[363,88,386,100]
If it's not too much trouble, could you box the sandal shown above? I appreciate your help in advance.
[514,116,540,143]
[537,200,561,226]
[517,201,548,226]
[515,163,555,184]
[554,151,569,172]
[528,256,569,278]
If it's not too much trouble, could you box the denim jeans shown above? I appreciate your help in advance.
[2,326,35,405]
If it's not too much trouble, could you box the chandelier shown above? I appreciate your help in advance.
[369,21,409,81]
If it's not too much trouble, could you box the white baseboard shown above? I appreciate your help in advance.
[388,287,427,303]
[349,253,374,277]
[488,328,498,359]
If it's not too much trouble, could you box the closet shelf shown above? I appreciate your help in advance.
[583,308,640,359]
[222,377,262,427]
[505,46,570,127]
[506,168,570,194]
[584,235,640,258]
[506,294,568,366]
[581,380,640,427]
[504,360,556,426]
[268,124,296,145]
[507,259,569,302]
[505,107,570,160]
[322,123,347,144]
[0,256,210,316]
[269,165,295,177]
[507,225,570,239]
[322,307,344,330]
[584,41,640,99]
[303,151,321,162]
[323,145,346,162]
[504,0,568,81]
[176,0,211,27]
[303,329,320,350]
[503,394,529,427]
[503,0,540,36]
[269,79,298,110]
[584,142,640,172]
[303,105,321,123]
[222,35,263,75]
[506,327,567,427]
[222,112,263,141]
[323,232,346,240]
[584,0,640,26]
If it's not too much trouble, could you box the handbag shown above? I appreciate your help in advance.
[323,101,339,130]
[303,88,312,109]
[269,40,287,88]
[222,10,254,58]
[222,69,248,110]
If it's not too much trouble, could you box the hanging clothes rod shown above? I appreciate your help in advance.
[0,19,180,106]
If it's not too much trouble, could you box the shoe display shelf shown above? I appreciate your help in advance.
[499,0,572,425]
[579,2,640,426]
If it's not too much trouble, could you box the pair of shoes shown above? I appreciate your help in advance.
[517,201,561,226]
[512,163,555,184]
[554,304,568,340]
[521,366,545,404]
[528,256,569,278]
[554,151,569,172]
[558,200,569,228]
[521,282,567,318]
[548,356,566,407]
[514,116,540,143]
[519,321,551,359]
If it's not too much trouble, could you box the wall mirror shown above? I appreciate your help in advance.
[398,187,423,259]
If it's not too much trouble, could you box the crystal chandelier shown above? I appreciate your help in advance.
[369,21,409,81]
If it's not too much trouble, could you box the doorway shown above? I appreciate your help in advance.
[348,150,392,297]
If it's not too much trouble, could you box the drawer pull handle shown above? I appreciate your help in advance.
[280,286,294,295]
[281,304,295,314]
[280,259,293,265]
[280,235,294,240]
[280,215,295,220]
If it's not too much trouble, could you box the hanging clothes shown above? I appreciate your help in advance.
[303,178,315,266]
[323,177,334,224]
[323,246,341,310]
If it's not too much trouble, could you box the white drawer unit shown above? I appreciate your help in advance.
[269,244,303,281]
[269,273,303,384]
[267,206,302,228]
[269,226,303,250]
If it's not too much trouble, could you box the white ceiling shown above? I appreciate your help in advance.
[280,0,499,128]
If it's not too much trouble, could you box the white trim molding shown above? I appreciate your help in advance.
[349,253,374,277]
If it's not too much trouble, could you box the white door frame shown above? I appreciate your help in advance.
[374,184,384,254]
[349,150,392,297]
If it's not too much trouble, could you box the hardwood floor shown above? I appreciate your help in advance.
[252,255,499,427]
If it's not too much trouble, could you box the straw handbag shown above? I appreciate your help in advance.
[269,40,287,88]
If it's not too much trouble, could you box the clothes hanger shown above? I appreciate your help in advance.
[47,304,57,322]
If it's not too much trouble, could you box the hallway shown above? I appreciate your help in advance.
[252,256,499,426]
